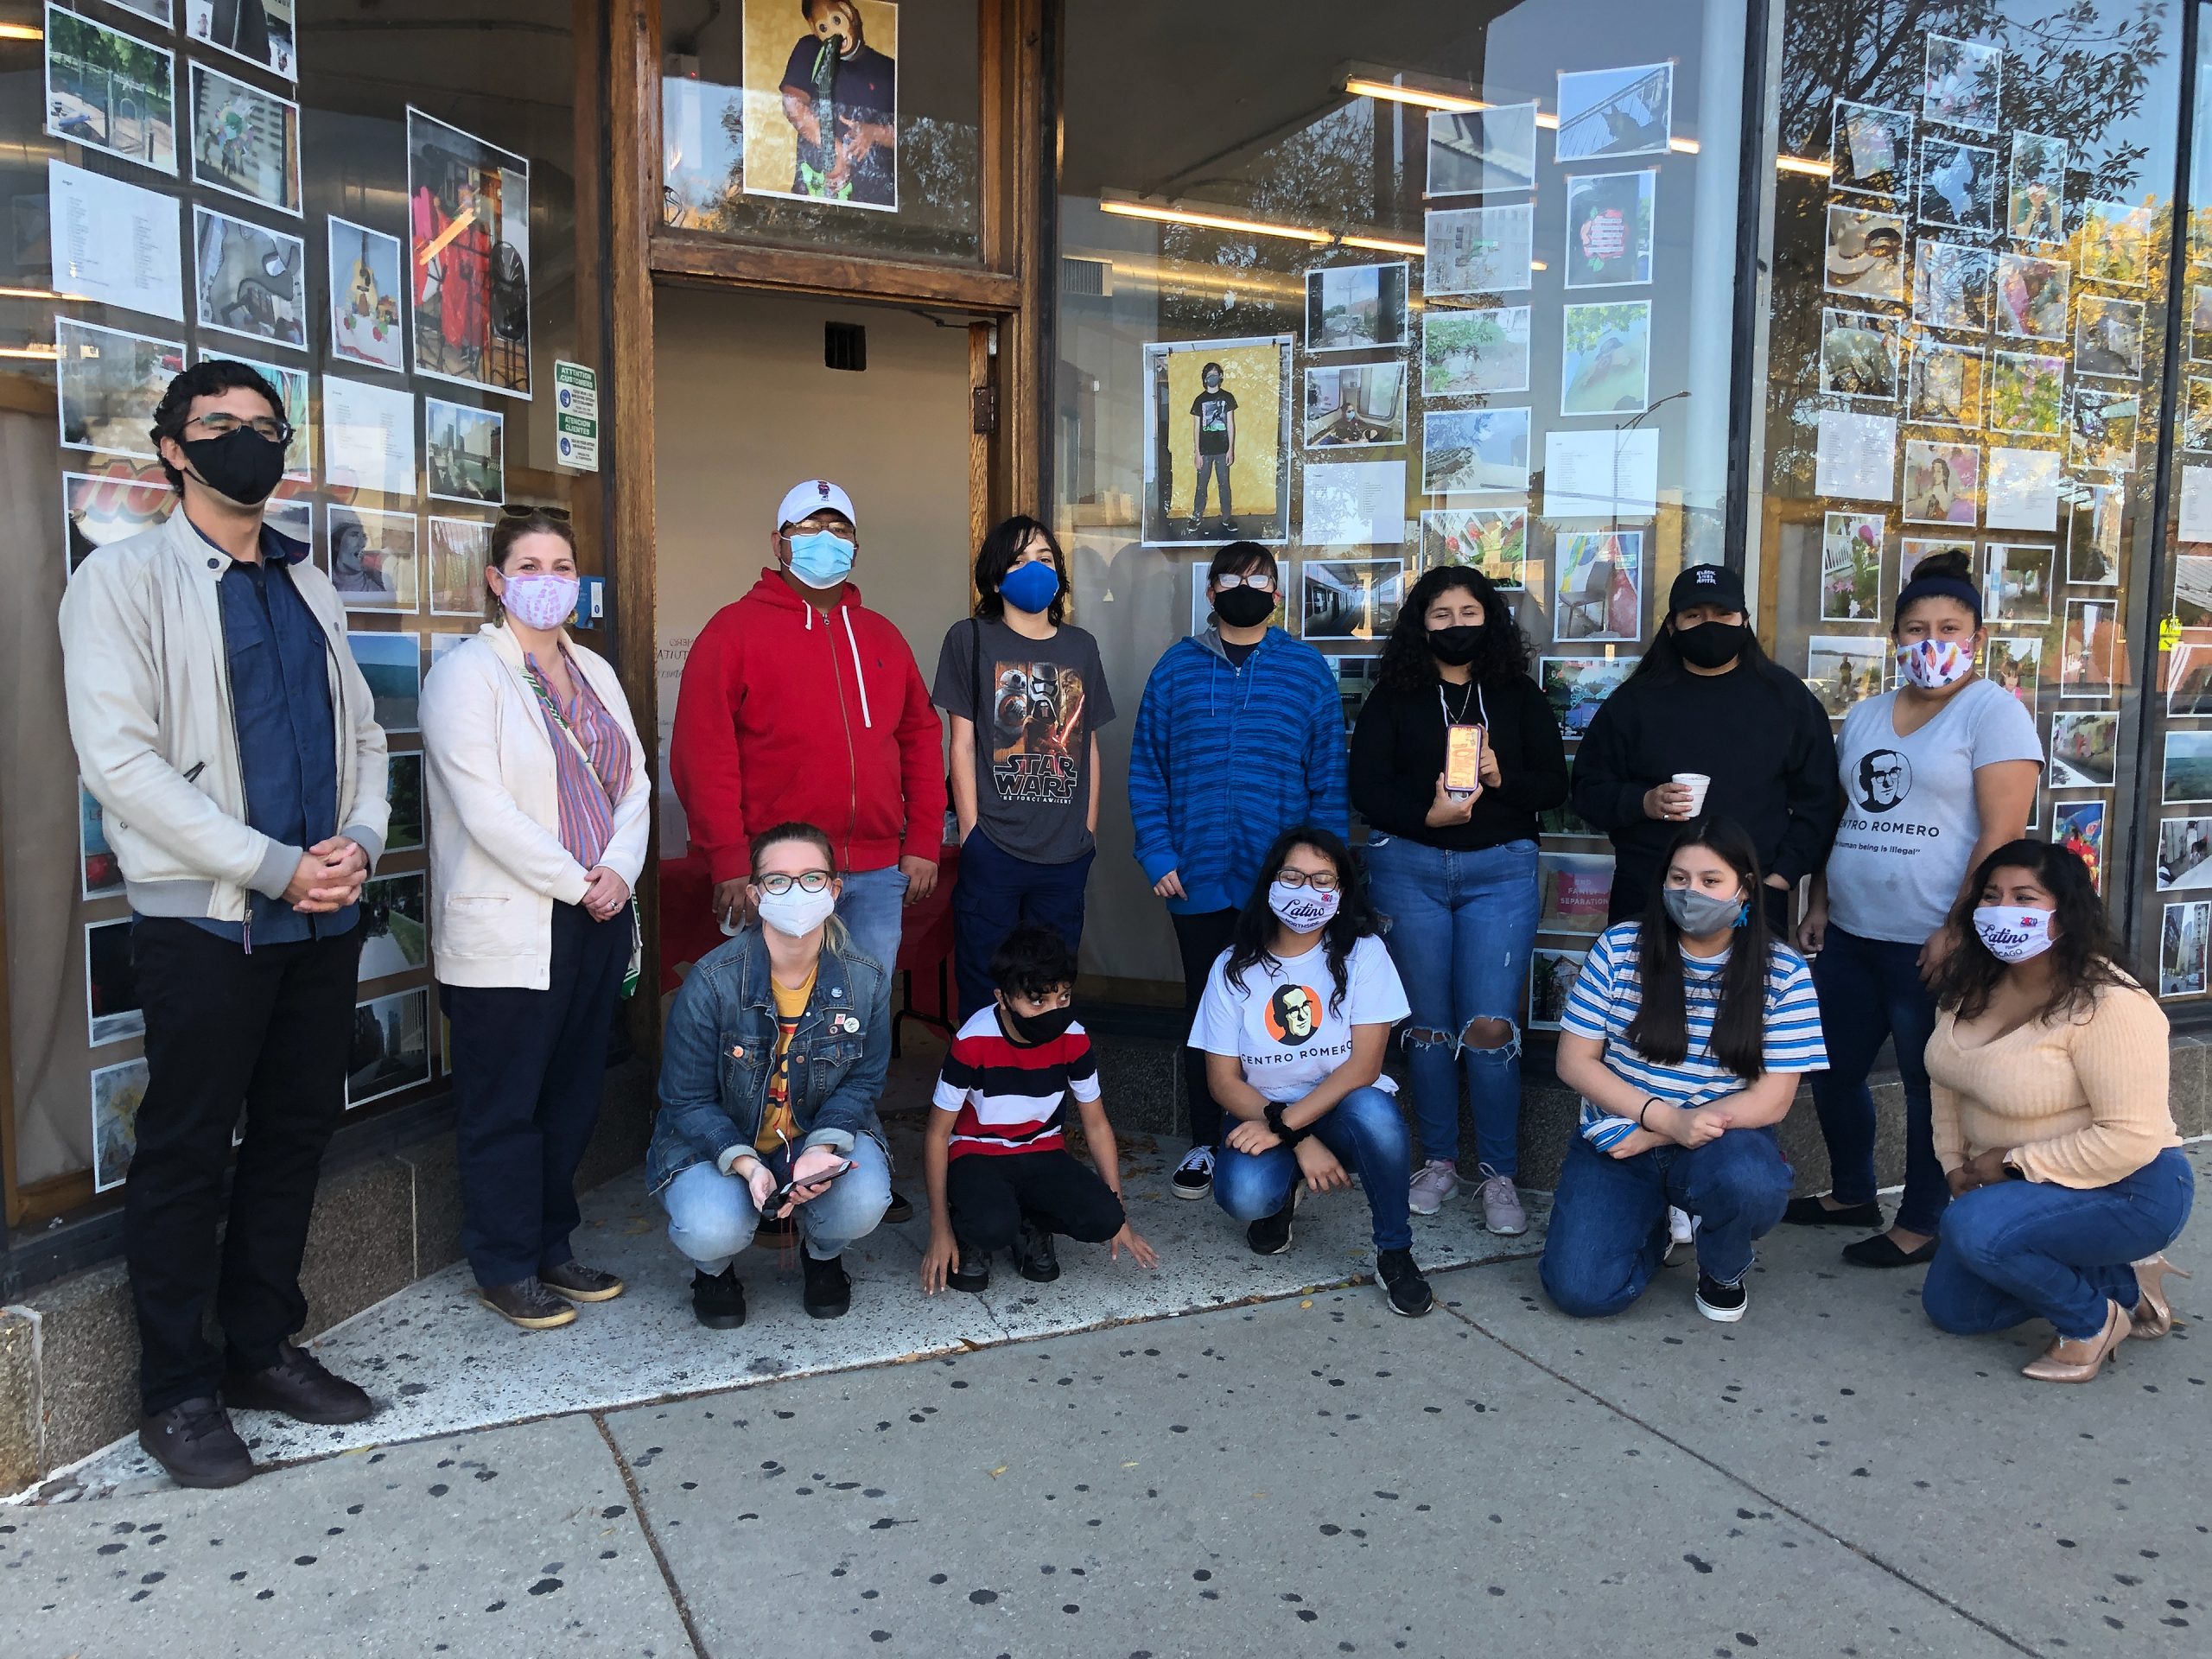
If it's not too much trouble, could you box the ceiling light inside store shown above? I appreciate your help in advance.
[1775,154,1833,176]
[1102,200,1421,258]
[0,343,59,360]
[0,23,42,40]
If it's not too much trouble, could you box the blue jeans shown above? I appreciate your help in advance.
[1808,925,1945,1233]
[1923,1148,2196,1341]
[1211,1084,1413,1252]
[1365,835,1540,1175]
[1541,1129,1794,1317]
[951,830,1095,1020]
[836,863,911,1014]
[659,1133,893,1269]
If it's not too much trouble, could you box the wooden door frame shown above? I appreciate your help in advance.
[601,0,1048,1045]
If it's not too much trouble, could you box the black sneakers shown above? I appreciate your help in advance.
[221,1341,375,1426]
[690,1267,747,1329]
[1017,1218,1061,1283]
[1376,1248,1434,1318]
[802,1250,853,1319]
[1171,1145,1216,1199]
[139,1397,253,1489]
[1695,1271,1748,1322]
[1247,1185,1300,1255]
[947,1239,990,1294]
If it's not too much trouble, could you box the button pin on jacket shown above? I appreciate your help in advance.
[731,1045,745,1058]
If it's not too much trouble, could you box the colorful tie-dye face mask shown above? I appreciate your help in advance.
[1895,637,1974,690]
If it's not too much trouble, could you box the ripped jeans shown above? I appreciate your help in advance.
[1364,836,1540,1176]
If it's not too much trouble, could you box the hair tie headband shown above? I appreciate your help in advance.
[1896,574,1982,626]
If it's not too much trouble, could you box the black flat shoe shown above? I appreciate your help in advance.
[1842,1232,1938,1268]
[1017,1217,1061,1283]
[884,1190,915,1225]
[1782,1194,1884,1228]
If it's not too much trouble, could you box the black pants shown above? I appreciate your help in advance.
[443,901,632,1287]
[1172,908,1239,1148]
[945,1148,1125,1251]
[128,918,363,1415]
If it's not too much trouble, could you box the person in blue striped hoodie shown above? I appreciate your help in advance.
[1539,817,1828,1324]
[1129,543,1350,1199]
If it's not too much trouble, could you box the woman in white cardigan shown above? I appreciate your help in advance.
[420,509,651,1331]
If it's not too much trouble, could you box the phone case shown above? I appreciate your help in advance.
[1445,725,1483,792]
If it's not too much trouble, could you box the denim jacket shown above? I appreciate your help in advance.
[645,925,889,1195]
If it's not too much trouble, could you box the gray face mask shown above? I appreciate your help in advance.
[1663,885,1745,936]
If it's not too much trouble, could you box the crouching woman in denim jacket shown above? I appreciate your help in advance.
[647,821,893,1326]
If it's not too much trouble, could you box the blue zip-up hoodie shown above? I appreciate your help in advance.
[1128,626,1349,915]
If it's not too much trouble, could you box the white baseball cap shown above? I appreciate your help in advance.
[775,478,857,533]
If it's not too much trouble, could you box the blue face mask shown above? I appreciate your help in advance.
[786,528,855,589]
[998,557,1061,614]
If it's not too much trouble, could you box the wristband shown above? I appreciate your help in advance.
[1263,1103,1306,1145]
[1637,1098,1663,1130]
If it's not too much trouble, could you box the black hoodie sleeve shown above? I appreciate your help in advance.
[1350,688,1438,836]
[1768,677,1842,885]
[1491,677,1570,813]
[1569,688,1653,832]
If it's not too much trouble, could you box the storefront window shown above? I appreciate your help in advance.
[659,0,984,263]
[1053,3,1750,996]
[1750,2,2185,989]
[2,3,588,1214]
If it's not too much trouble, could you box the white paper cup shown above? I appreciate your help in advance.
[1672,772,1711,816]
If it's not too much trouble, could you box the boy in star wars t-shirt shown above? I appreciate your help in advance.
[1188,361,1238,533]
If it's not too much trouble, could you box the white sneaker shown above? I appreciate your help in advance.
[1408,1160,1460,1216]
[1662,1205,1696,1266]
[1476,1166,1527,1236]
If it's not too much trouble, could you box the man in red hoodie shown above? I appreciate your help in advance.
[671,479,946,989]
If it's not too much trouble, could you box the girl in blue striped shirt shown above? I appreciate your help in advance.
[1540,818,1827,1323]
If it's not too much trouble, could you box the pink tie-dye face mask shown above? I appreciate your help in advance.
[503,573,579,631]
[1895,637,1974,690]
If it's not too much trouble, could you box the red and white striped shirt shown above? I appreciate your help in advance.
[931,1007,1101,1159]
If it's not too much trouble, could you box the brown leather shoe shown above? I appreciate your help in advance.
[138,1397,254,1489]
[539,1260,625,1302]
[222,1341,376,1425]
[480,1276,577,1330]
[2129,1254,2190,1338]
[2021,1300,2132,1383]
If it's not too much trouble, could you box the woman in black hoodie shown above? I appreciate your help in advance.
[1351,565,1567,1234]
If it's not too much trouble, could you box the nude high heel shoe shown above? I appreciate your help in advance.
[2129,1255,2190,1339]
[2022,1300,2132,1383]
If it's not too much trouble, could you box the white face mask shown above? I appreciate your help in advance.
[756,885,837,938]
[1896,637,1974,690]
[1972,905,2055,963]
[1268,881,1339,932]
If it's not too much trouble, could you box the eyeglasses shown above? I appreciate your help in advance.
[1214,572,1276,592]
[1273,868,1340,891]
[189,413,291,443]
[501,502,572,521]
[754,870,834,895]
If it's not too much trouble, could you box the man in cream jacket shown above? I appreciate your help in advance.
[60,360,390,1490]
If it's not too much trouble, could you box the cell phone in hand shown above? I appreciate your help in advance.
[770,1159,852,1209]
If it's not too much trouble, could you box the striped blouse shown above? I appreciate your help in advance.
[1560,921,1828,1145]
[524,649,632,871]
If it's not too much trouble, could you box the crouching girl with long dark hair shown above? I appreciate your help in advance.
[1540,818,1829,1323]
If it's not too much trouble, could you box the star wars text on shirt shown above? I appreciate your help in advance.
[989,658,1086,805]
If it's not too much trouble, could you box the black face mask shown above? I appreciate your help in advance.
[1213,586,1275,629]
[1427,625,1483,666]
[181,427,289,508]
[1002,1002,1077,1046]
[1674,620,1747,670]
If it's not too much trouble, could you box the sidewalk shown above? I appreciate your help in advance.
[3,1143,2202,1657]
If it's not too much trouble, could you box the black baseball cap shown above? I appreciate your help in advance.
[1669,563,1745,614]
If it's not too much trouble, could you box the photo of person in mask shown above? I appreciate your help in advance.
[776,0,898,208]
[1188,361,1238,535]
[1352,565,1567,1235]
[1572,564,1840,931]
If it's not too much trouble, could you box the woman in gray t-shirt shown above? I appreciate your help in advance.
[931,516,1115,1020]
[1787,550,2041,1268]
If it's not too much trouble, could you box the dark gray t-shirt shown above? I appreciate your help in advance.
[932,618,1116,866]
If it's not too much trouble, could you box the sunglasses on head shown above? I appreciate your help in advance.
[500,502,573,521]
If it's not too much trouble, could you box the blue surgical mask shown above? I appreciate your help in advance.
[998,558,1060,614]
[786,529,855,589]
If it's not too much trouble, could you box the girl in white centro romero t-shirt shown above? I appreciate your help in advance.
[1192,827,1434,1316]
[1793,550,2041,1268]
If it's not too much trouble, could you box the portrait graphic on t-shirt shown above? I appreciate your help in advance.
[989,660,1084,806]
[1265,982,1324,1044]
[1191,388,1237,454]
[1855,747,1913,814]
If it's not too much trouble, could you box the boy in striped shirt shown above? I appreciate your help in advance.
[1539,823,1828,1324]
[920,925,1159,1294]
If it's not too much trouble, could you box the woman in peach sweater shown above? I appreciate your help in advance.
[1923,840,2192,1382]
